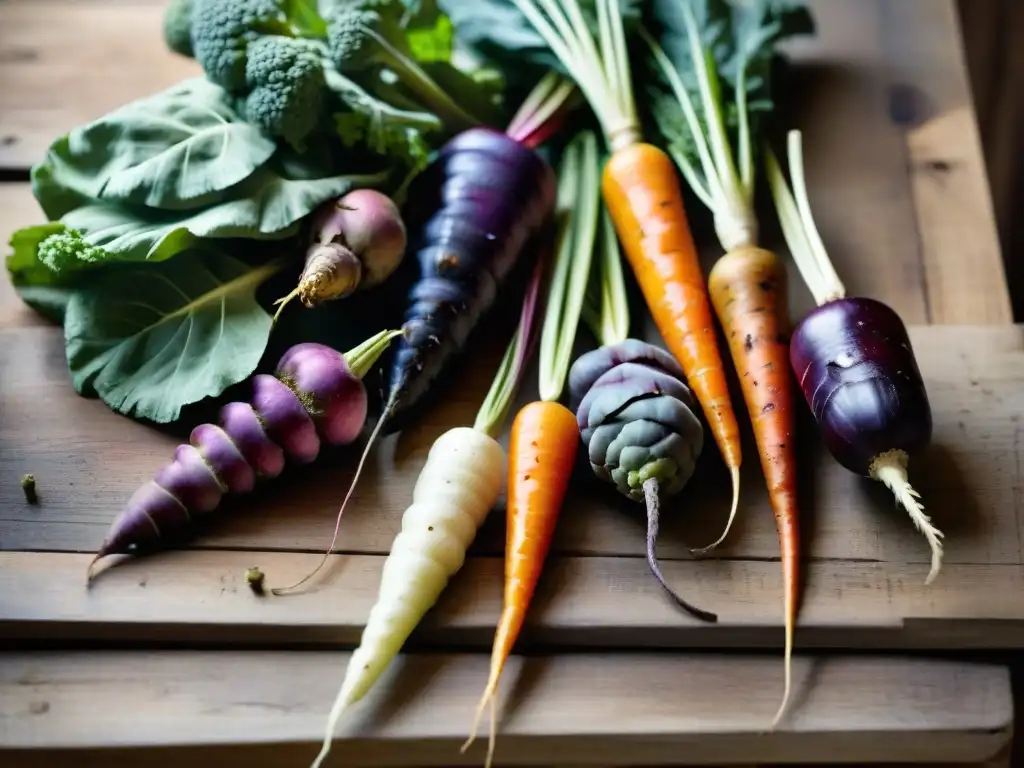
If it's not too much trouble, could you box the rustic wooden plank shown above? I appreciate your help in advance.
[956,0,1024,321]
[10,550,1024,650]
[2,324,1020,569]
[877,1,1012,325]
[0,0,201,169]
[0,651,1012,766]
[774,0,929,323]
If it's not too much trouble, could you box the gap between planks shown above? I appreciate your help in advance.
[0,650,1012,766]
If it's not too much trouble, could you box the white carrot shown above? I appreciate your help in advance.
[309,253,549,768]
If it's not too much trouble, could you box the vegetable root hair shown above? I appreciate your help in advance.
[869,449,944,584]
[643,478,718,623]
[690,465,740,554]
[461,681,499,768]
[770,587,795,728]
[270,393,396,596]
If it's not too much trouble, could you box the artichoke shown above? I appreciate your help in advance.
[568,338,715,622]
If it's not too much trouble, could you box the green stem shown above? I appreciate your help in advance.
[368,28,481,131]
[509,0,637,149]
[506,75,580,147]
[538,130,600,402]
[473,251,547,437]
[344,329,404,380]
[642,10,757,251]
[596,205,629,346]
[763,131,845,305]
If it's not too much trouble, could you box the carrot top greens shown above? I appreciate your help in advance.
[642,0,813,251]
[764,130,847,306]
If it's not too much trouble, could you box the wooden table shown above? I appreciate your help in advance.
[0,1,1017,766]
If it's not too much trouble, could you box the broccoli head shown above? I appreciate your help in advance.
[37,230,108,273]
[323,0,478,130]
[191,0,306,91]
[243,36,326,151]
[163,0,195,58]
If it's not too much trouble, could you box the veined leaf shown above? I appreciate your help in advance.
[32,78,277,216]
[57,159,389,264]
[64,251,286,424]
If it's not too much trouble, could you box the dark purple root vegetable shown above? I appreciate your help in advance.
[568,339,714,622]
[383,127,557,430]
[273,189,407,321]
[86,330,402,581]
[789,297,942,582]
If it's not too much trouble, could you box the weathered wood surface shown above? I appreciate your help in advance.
[0,651,1012,766]
[2,323,1022,648]
[0,0,1018,766]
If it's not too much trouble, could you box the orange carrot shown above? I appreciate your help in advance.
[462,400,578,768]
[462,135,600,766]
[507,0,743,535]
[642,6,807,725]
[601,143,741,500]
[708,247,798,725]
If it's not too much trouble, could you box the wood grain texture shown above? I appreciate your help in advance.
[8,551,1024,650]
[958,0,1024,321]
[2,324,1020,566]
[0,651,1012,766]
[0,184,50,331]
[0,0,201,168]
[877,1,1011,325]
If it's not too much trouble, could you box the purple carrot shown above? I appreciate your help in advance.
[86,329,403,582]
[766,130,942,585]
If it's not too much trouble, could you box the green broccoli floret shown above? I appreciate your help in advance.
[324,0,477,130]
[242,36,326,151]
[37,230,108,273]
[191,0,307,91]
[162,0,195,58]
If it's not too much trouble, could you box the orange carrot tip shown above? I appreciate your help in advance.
[640,2,812,725]
[567,339,717,623]
[463,401,578,768]
[464,130,599,766]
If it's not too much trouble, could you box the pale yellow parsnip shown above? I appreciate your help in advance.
[312,426,507,768]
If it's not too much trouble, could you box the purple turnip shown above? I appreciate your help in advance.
[86,329,403,581]
[766,130,942,584]
[273,189,408,321]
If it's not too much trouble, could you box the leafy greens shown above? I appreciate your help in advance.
[642,0,814,247]
[4,0,505,426]
[64,250,286,424]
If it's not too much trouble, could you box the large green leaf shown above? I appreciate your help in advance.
[64,251,286,424]
[56,157,388,264]
[32,78,278,217]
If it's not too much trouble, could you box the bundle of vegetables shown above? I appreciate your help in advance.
[442,0,747,539]
[6,0,505,425]
[765,130,942,584]
[301,222,553,768]
[87,329,403,580]
[642,0,813,725]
